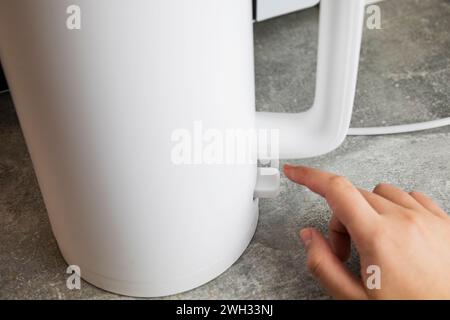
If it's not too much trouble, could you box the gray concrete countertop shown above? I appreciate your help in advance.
[1,0,449,299]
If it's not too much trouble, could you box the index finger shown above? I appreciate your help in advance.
[284,165,380,242]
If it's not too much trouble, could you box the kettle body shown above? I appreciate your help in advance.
[0,0,364,296]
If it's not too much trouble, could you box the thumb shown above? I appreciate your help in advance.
[300,228,367,300]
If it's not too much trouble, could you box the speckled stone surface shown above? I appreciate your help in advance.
[0,0,449,299]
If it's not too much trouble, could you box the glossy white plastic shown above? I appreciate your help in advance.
[257,0,365,159]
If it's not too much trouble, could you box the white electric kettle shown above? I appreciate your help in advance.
[0,0,364,297]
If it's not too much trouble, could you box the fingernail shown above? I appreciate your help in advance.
[299,229,313,250]
[283,164,295,176]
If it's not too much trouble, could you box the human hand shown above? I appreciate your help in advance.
[284,164,450,300]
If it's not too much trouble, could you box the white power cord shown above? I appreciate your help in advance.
[0,88,448,135]
[348,118,450,136]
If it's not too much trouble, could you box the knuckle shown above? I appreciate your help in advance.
[307,254,324,278]
[329,175,352,190]
[405,212,421,225]
[365,225,386,248]
[403,212,425,233]
[409,190,423,198]
[373,183,390,193]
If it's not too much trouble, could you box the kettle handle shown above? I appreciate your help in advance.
[256,0,366,159]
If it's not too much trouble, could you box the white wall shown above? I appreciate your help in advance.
[256,0,320,21]
[256,0,384,21]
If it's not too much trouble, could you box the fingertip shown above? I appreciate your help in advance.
[284,164,307,182]
[283,163,294,176]
[299,228,314,249]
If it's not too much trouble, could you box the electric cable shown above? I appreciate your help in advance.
[348,117,450,135]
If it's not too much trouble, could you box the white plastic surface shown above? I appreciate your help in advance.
[0,0,259,297]
[0,0,365,297]
[254,167,281,198]
[257,0,365,159]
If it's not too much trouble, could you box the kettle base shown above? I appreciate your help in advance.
[60,202,259,298]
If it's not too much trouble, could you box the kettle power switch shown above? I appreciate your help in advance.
[254,167,281,199]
